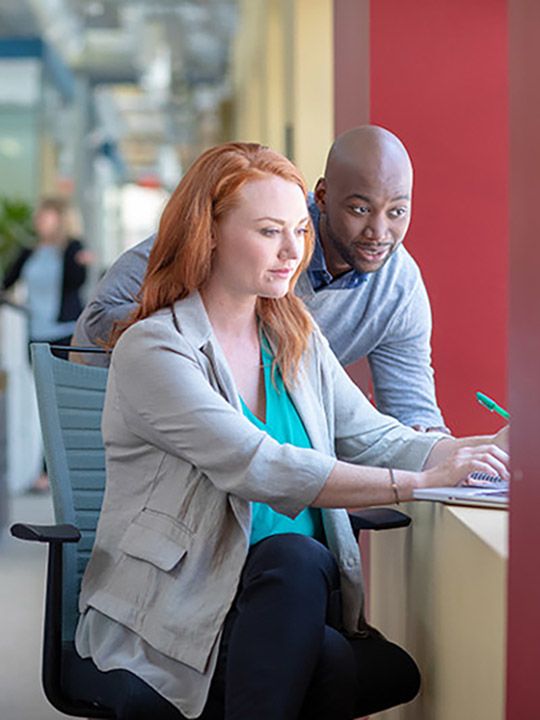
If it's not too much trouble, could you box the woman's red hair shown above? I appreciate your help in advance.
[111,142,314,384]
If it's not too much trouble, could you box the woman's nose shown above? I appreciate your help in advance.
[279,230,302,259]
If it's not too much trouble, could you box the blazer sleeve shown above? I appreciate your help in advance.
[63,239,87,289]
[2,248,32,290]
[313,329,446,471]
[109,319,335,518]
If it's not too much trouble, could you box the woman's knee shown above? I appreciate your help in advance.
[317,626,357,690]
[383,642,421,706]
[247,533,337,582]
[350,633,421,716]
[232,534,342,636]
[300,627,357,720]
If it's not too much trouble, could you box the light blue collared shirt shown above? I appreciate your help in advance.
[307,195,369,292]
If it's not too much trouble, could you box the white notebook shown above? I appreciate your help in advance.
[413,477,509,508]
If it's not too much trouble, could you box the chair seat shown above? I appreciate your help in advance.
[61,642,186,719]
[60,642,115,718]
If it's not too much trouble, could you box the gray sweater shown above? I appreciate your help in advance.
[73,211,445,429]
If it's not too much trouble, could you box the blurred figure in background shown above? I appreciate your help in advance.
[2,196,92,356]
[1,196,92,491]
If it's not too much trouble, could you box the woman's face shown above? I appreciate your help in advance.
[210,176,309,301]
[34,208,63,242]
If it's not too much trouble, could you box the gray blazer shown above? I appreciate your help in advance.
[78,291,440,704]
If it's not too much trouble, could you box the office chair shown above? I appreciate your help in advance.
[10,343,411,719]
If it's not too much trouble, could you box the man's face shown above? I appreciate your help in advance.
[315,157,412,275]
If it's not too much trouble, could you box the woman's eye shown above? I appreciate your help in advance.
[260,228,280,237]
[296,226,309,236]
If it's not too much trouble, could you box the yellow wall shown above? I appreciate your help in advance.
[290,0,333,187]
[231,0,265,144]
[231,0,334,189]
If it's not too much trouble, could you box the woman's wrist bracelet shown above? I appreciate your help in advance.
[388,467,400,505]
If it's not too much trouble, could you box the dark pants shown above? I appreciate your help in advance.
[79,534,420,720]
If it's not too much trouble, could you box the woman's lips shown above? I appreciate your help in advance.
[269,268,294,277]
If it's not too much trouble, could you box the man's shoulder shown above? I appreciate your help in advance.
[379,245,421,281]
[111,235,154,270]
[97,235,154,292]
[361,245,423,297]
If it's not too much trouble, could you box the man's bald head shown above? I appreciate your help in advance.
[315,125,413,276]
[324,125,413,186]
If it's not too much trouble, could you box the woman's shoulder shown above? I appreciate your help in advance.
[64,238,84,253]
[113,307,196,360]
[118,308,179,343]
[112,293,211,369]
[9,246,33,267]
[1,246,33,289]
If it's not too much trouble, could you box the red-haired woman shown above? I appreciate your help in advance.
[74,143,508,720]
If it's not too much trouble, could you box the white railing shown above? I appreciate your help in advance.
[0,299,42,495]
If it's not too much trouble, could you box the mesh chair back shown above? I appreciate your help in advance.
[31,343,108,640]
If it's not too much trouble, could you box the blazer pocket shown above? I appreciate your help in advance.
[118,508,193,572]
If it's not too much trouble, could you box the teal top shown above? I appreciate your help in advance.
[240,337,324,545]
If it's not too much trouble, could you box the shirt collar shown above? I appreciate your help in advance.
[307,194,369,291]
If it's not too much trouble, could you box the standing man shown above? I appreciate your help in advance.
[72,126,448,432]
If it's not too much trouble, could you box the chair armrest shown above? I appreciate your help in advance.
[10,521,85,715]
[349,508,411,536]
[10,523,81,544]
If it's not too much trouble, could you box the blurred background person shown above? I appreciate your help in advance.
[2,196,93,357]
[1,196,92,492]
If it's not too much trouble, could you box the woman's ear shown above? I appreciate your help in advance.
[210,221,219,250]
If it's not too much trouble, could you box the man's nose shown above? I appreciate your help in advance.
[363,215,387,240]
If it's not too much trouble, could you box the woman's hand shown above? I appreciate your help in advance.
[75,249,95,266]
[493,424,509,453]
[418,442,510,490]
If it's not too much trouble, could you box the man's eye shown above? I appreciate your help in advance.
[388,207,408,219]
[351,206,369,215]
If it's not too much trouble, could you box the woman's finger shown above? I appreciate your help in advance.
[464,458,509,484]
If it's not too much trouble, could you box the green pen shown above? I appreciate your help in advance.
[476,391,510,420]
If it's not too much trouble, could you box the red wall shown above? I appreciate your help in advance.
[369,0,508,436]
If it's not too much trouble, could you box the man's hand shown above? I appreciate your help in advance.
[493,425,509,453]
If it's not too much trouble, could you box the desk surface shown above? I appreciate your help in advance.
[445,504,508,558]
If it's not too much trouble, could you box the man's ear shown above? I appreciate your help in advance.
[314,178,327,211]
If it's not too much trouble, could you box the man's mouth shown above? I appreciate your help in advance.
[354,244,392,262]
